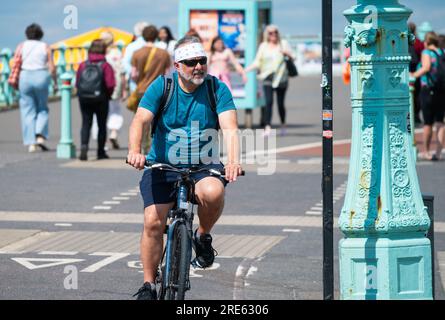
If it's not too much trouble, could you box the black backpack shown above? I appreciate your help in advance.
[427,49,445,93]
[77,61,106,101]
[151,75,218,137]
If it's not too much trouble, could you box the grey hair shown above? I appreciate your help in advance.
[174,35,202,51]
[134,21,149,37]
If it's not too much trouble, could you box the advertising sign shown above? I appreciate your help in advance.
[190,10,246,98]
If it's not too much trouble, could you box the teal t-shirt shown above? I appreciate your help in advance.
[419,49,444,87]
[139,72,236,166]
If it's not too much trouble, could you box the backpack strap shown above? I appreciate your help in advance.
[151,76,174,137]
[205,75,219,129]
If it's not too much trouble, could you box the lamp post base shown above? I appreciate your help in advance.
[339,236,432,300]
[57,143,76,159]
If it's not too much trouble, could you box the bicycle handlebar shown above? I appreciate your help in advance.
[125,159,245,177]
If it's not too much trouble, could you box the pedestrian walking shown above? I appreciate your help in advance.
[208,36,247,92]
[76,39,116,161]
[245,25,295,137]
[411,31,445,161]
[155,26,176,76]
[122,22,149,93]
[439,34,445,49]
[408,22,425,125]
[128,25,171,154]
[100,31,127,150]
[156,26,176,57]
[342,47,351,86]
[13,23,57,153]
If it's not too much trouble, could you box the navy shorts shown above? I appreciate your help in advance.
[139,162,227,208]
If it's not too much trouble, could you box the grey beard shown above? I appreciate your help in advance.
[179,69,206,85]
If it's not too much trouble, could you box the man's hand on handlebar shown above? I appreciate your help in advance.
[126,152,146,170]
[224,163,243,183]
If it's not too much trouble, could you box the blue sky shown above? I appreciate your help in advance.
[1,0,444,49]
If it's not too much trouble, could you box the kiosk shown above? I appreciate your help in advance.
[178,0,272,127]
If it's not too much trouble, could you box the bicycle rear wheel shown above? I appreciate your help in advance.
[164,221,191,300]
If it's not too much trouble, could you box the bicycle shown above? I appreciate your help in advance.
[137,160,244,300]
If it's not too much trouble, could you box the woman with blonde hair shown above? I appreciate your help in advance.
[245,24,295,136]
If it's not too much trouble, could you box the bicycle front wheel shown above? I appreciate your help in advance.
[164,221,191,300]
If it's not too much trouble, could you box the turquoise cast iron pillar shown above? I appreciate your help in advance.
[339,0,432,300]
[57,73,76,159]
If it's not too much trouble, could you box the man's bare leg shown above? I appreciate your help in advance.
[140,203,174,283]
[194,177,225,235]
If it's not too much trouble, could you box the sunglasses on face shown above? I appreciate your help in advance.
[269,31,278,35]
[180,57,207,67]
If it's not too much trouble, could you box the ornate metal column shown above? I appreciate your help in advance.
[339,0,432,300]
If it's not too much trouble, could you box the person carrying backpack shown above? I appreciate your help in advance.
[126,35,243,300]
[411,31,445,161]
[408,22,424,125]
[76,39,116,161]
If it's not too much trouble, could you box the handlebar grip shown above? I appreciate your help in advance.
[125,158,151,166]
[220,169,245,176]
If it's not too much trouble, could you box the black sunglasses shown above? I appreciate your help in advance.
[180,57,207,67]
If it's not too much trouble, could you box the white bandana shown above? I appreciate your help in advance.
[174,43,207,62]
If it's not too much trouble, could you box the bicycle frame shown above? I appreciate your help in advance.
[132,160,244,300]
[162,178,195,296]
[161,170,194,294]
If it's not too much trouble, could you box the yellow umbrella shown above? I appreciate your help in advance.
[51,26,134,49]
[51,26,134,71]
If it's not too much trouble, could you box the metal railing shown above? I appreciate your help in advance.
[0,43,126,110]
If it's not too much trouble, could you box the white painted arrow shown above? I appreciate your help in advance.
[11,257,85,270]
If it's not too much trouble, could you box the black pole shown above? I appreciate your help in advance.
[321,0,334,300]
[423,194,435,299]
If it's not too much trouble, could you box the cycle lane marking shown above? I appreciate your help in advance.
[304,180,347,216]
[233,257,263,300]
[93,187,139,211]
[4,251,130,272]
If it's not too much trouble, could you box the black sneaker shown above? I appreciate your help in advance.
[192,229,217,268]
[79,147,88,161]
[97,152,110,160]
[133,282,157,300]
[110,138,120,150]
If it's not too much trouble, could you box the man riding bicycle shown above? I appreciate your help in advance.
[127,35,243,300]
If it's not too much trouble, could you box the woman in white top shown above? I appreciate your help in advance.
[17,23,56,152]
[156,26,176,56]
[245,25,295,136]
[92,31,127,150]
[155,26,176,76]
